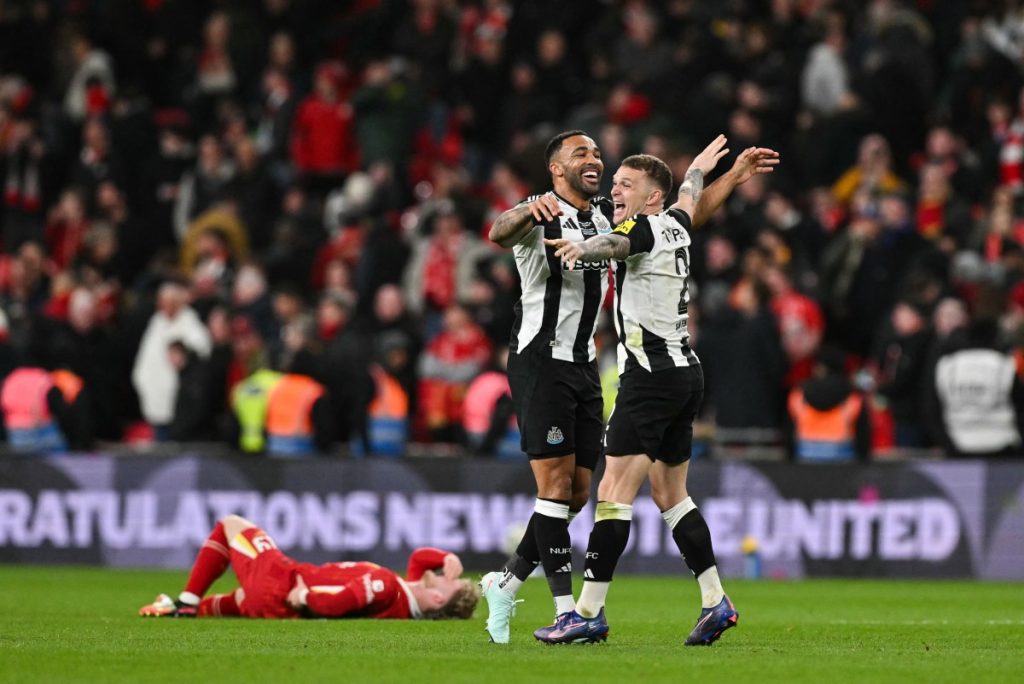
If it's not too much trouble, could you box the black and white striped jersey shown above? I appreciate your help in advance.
[509,193,614,363]
[611,208,700,373]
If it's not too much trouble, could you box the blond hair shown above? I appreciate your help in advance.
[423,580,481,620]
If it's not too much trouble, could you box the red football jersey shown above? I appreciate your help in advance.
[296,547,450,619]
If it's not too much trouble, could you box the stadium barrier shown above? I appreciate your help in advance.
[0,452,1021,579]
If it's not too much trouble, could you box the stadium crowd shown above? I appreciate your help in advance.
[1,0,1023,459]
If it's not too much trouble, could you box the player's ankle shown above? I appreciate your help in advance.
[177,591,201,607]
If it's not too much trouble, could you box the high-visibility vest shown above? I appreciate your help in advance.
[788,388,862,462]
[367,365,408,457]
[231,370,283,453]
[50,369,84,403]
[265,374,325,456]
[462,370,522,459]
[0,367,67,453]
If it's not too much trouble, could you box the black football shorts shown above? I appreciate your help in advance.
[605,364,704,464]
[507,342,604,469]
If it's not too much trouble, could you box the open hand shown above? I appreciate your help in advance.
[691,134,731,176]
[544,237,584,270]
[528,192,563,222]
[731,146,780,185]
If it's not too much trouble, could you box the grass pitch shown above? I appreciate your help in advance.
[0,566,1021,684]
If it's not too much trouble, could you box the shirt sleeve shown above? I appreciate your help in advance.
[304,577,373,617]
[405,547,449,581]
[666,208,692,230]
[305,569,401,618]
[612,215,655,255]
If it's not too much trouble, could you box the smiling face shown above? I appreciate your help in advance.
[550,134,603,202]
[610,165,657,224]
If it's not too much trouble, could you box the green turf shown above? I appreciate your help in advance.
[0,566,1021,683]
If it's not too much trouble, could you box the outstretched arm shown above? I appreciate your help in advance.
[489,192,563,247]
[689,145,780,228]
[670,134,729,217]
[544,234,630,270]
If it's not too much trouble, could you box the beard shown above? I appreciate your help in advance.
[566,169,600,198]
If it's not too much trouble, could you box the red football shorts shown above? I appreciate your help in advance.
[228,527,300,619]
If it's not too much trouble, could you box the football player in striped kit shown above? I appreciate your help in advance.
[539,136,779,646]
[480,130,614,644]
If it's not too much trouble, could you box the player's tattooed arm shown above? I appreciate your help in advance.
[543,234,629,270]
[672,134,728,217]
[489,192,563,247]
[676,169,704,209]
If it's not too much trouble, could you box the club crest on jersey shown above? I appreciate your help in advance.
[546,426,565,445]
[614,219,636,235]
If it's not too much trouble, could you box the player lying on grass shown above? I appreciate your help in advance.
[139,515,479,620]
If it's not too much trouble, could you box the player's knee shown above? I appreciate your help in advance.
[537,472,573,500]
[650,484,688,511]
[570,489,590,511]
[220,514,253,537]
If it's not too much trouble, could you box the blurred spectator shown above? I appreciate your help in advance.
[417,303,491,443]
[403,200,490,331]
[226,313,269,394]
[232,262,275,339]
[254,67,299,187]
[166,340,217,442]
[700,278,787,447]
[801,10,856,117]
[63,31,115,123]
[832,134,908,209]
[0,366,84,453]
[370,284,421,402]
[229,367,282,454]
[463,346,520,458]
[915,161,972,248]
[264,371,333,456]
[872,300,933,448]
[788,345,872,462]
[765,264,824,389]
[231,137,277,251]
[140,111,195,250]
[72,118,121,204]
[290,61,359,196]
[174,135,236,241]
[928,286,1024,457]
[44,188,89,270]
[365,362,410,457]
[36,286,123,440]
[316,292,372,450]
[131,280,211,439]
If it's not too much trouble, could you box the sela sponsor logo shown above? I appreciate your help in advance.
[546,427,565,445]
[561,259,608,271]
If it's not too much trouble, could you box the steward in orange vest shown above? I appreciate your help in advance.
[264,373,334,456]
[787,347,871,462]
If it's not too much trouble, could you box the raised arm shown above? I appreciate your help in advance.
[489,192,563,248]
[671,134,729,218]
[543,234,630,271]
[688,144,780,227]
